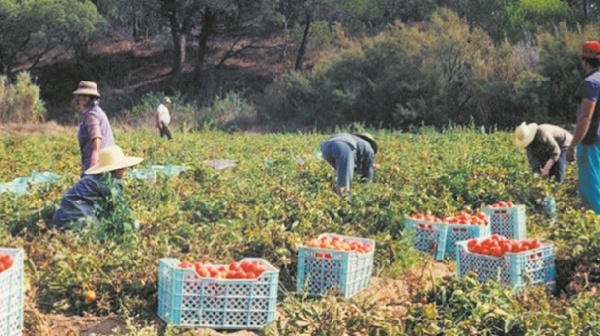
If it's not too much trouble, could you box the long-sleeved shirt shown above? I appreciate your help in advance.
[78,102,116,172]
[526,124,573,172]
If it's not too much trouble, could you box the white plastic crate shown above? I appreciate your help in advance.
[436,224,491,260]
[296,234,375,299]
[158,258,278,329]
[456,241,554,290]
[0,248,24,336]
[482,205,526,239]
[404,219,445,255]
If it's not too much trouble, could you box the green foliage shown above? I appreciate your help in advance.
[0,0,103,74]
[197,92,257,131]
[0,72,46,123]
[2,127,600,333]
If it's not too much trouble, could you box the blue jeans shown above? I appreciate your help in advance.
[549,150,567,182]
[577,143,600,214]
[321,140,354,190]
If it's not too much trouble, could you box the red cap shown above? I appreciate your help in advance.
[580,41,600,59]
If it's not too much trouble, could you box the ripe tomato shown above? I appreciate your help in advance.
[196,267,210,278]
[83,290,97,304]
[178,261,194,269]
[229,262,241,271]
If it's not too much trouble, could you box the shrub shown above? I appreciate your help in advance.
[197,92,257,131]
[0,72,45,123]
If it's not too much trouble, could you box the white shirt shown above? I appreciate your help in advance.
[157,103,171,125]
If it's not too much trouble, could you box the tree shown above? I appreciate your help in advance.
[0,0,103,76]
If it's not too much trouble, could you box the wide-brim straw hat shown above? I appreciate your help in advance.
[72,81,101,97]
[355,133,379,154]
[84,145,143,175]
[515,122,538,148]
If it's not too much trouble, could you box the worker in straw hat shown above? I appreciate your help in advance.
[566,40,600,213]
[50,146,143,230]
[73,81,116,175]
[515,122,572,183]
[320,132,380,194]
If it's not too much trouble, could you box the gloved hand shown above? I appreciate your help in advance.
[540,159,555,177]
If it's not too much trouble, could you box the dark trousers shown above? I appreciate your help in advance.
[549,150,567,182]
[159,121,173,140]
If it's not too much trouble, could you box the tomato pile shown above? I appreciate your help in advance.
[410,213,443,223]
[0,254,13,273]
[467,234,542,257]
[305,236,373,254]
[178,259,267,280]
[488,201,515,208]
[410,211,489,226]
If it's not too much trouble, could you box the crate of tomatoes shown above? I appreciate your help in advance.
[297,234,375,299]
[456,235,555,290]
[158,258,278,329]
[405,212,491,260]
[0,248,24,336]
[404,214,447,255]
[482,201,527,240]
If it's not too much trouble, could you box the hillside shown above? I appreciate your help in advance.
[30,37,299,126]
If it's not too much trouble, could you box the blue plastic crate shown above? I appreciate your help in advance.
[436,224,491,260]
[456,241,554,290]
[296,234,375,299]
[0,248,24,336]
[482,205,526,240]
[158,258,279,329]
[404,219,446,255]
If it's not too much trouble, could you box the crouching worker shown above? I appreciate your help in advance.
[320,133,379,194]
[50,145,143,230]
[515,122,573,182]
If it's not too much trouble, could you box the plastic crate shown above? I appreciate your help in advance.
[482,205,526,239]
[404,219,446,255]
[456,241,555,290]
[296,234,375,299]
[0,248,25,336]
[436,224,491,260]
[158,258,278,329]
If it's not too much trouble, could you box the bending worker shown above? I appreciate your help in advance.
[515,122,572,182]
[320,133,379,193]
[50,146,143,230]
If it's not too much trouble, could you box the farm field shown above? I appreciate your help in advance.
[1,126,600,335]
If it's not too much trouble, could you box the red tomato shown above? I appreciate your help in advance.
[229,262,241,271]
[196,267,210,278]
[178,261,194,269]
[245,272,257,279]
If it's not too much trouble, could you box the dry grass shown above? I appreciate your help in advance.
[0,121,74,135]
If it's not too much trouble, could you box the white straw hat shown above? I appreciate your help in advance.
[515,122,538,148]
[84,146,143,175]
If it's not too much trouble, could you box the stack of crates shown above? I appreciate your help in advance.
[0,248,24,336]
[158,258,279,329]
[456,241,555,290]
[482,204,527,239]
[296,234,375,299]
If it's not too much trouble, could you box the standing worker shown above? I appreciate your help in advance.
[567,40,600,213]
[73,81,116,175]
[156,96,173,141]
[515,122,573,182]
[320,133,379,194]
